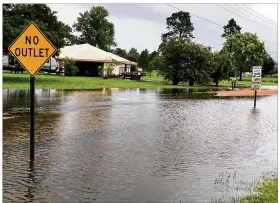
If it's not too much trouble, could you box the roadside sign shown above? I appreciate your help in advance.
[252,66,262,91]
[8,22,56,76]
[8,22,57,161]
[252,66,262,79]
[252,78,261,91]
[251,66,262,107]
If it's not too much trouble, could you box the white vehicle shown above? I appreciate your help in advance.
[42,57,58,72]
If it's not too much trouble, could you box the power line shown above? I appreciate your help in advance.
[233,4,277,28]
[166,4,277,47]
[241,4,277,25]
[166,4,223,27]
[216,4,277,31]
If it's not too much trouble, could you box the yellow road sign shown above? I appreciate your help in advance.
[8,22,57,76]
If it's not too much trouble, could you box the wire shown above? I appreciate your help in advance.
[216,4,277,31]
[165,4,277,47]
[241,4,277,24]
[166,4,223,27]
[236,4,277,27]
[235,4,277,29]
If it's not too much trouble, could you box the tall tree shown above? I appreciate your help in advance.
[262,54,275,77]
[138,49,150,72]
[161,11,194,43]
[222,18,242,38]
[211,51,235,86]
[126,48,140,63]
[149,51,159,62]
[3,4,73,55]
[159,39,215,86]
[222,32,266,81]
[113,48,127,58]
[73,6,116,51]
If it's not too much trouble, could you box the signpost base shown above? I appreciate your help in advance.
[254,90,257,108]
[30,76,35,161]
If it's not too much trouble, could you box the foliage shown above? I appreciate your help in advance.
[138,49,150,72]
[262,54,276,76]
[61,57,76,76]
[3,4,73,55]
[126,48,140,63]
[101,59,120,79]
[149,56,166,72]
[113,48,127,58]
[222,18,242,38]
[149,51,159,61]
[211,51,235,86]
[222,32,266,80]
[234,178,277,203]
[161,11,194,43]
[159,39,215,86]
[73,6,116,51]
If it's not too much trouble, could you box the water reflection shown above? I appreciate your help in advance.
[3,89,277,203]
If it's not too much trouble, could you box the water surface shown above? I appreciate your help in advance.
[3,88,277,202]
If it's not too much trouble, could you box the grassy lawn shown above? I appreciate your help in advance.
[234,178,277,203]
[3,71,277,89]
[219,77,278,87]
[143,71,277,87]
[2,71,203,90]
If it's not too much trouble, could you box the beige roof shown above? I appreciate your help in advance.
[58,44,137,65]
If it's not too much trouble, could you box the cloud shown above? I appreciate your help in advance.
[48,3,277,60]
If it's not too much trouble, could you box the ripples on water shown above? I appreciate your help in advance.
[3,88,277,202]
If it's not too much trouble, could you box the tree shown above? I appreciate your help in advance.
[222,18,242,38]
[113,48,127,58]
[3,4,73,55]
[211,51,235,86]
[138,49,150,72]
[126,48,139,62]
[161,11,194,43]
[159,39,215,86]
[73,6,116,51]
[222,32,266,81]
[149,51,159,61]
[149,55,166,72]
[262,54,275,76]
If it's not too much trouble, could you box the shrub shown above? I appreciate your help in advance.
[62,57,76,76]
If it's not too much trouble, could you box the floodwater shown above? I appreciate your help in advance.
[3,88,277,203]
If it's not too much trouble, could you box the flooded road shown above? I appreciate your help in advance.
[3,88,277,202]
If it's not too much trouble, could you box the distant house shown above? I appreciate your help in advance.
[57,44,137,77]
[243,72,252,77]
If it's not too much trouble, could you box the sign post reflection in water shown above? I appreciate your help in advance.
[8,22,57,161]
[252,66,262,108]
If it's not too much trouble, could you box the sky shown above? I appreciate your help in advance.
[48,3,278,60]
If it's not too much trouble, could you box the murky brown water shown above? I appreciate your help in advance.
[3,88,277,203]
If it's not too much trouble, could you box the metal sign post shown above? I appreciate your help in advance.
[251,66,262,108]
[8,22,56,161]
[30,76,35,160]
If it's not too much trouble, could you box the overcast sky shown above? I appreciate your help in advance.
[48,3,277,60]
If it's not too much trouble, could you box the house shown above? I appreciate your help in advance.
[57,44,137,77]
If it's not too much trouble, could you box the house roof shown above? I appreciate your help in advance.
[58,44,137,65]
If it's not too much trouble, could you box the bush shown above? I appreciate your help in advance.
[62,57,76,76]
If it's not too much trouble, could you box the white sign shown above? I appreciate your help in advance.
[252,66,262,90]
[252,66,262,78]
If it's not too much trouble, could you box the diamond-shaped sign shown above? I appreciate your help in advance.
[8,22,57,76]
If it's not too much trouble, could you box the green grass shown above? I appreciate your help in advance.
[143,71,277,87]
[142,71,164,82]
[2,71,204,90]
[3,70,277,90]
[234,178,277,203]
[219,76,278,87]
